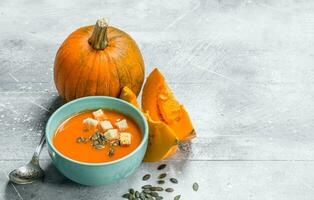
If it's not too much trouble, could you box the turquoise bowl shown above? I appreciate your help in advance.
[45,96,148,186]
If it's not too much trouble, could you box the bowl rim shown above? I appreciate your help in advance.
[45,96,148,166]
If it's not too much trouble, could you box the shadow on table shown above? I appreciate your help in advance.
[32,95,64,133]
[4,96,74,200]
[4,162,85,200]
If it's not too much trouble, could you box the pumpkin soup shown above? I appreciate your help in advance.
[53,109,142,163]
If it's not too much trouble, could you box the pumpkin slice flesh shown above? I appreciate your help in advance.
[144,114,178,162]
[142,68,196,141]
[119,86,141,109]
[119,87,178,162]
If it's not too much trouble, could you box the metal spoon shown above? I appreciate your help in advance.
[9,133,46,184]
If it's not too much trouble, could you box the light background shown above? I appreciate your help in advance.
[1,0,314,199]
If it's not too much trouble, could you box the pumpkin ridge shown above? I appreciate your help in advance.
[123,63,133,93]
[70,48,90,99]
[62,36,91,100]
[74,50,94,99]
[64,42,93,100]
[54,46,68,86]
[107,51,125,96]
[95,52,109,96]
[54,54,66,96]
[109,29,143,95]
[103,51,116,96]
[90,53,100,96]
[55,45,77,97]
[60,49,81,100]
[95,52,102,96]
[81,52,98,97]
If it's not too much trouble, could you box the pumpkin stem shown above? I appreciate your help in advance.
[88,18,109,50]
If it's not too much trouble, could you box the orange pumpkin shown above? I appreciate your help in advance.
[54,18,144,101]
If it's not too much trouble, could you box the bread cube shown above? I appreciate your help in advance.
[115,119,128,130]
[104,129,119,140]
[83,118,99,126]
[100,120,113,130]
[120,132,132,146]
[83,118,99,131]
[92,109,107,121]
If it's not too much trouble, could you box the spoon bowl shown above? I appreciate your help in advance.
[9,132,46,184]
[9,159,44,184]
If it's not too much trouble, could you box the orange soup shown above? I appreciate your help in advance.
[53,109,142,163]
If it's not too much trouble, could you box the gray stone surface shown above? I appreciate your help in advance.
[1,0,314,199]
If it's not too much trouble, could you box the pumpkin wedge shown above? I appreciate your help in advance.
[143,114,178,162]
[119,86,178,162]
[142,68,196,141]
[119,86,141,109]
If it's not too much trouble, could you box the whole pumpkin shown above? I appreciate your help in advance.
[54,18,144,101]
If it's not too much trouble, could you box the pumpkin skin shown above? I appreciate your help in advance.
[54,19,144,102]
[119,86,178,162]
[142,68,196,141]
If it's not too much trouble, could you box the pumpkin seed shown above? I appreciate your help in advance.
[82,138,89,143]
[142,184,152,189]
[174,195,181,200]
[155,197,164,200]
[157,180,165,184]
[129,188,135,194]
[76,137,83,143]
[192,182,199,191]
[143,189,151,194]
[108,148,114,157]
[157,164,167,170]
[170,178,178,184]
[96,131,102,138]
[122,193,130,199]
[145,193,152,198]
[150,192,159,197]
[91,134,98,141]
[158,173,167,179]
[165,188,174,193]
[94,144,104,150]
[139,192,145,200]
[147,197,154,200]
[110,140,119,146]
[135,191,140,198]
[142,174,151,181]
[150,186,163,191]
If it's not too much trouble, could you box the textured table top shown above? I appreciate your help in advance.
[1,0,314,199]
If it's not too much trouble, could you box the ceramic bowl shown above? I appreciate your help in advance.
[45,96,148,186]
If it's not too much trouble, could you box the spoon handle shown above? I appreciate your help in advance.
[31,133,46,165]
